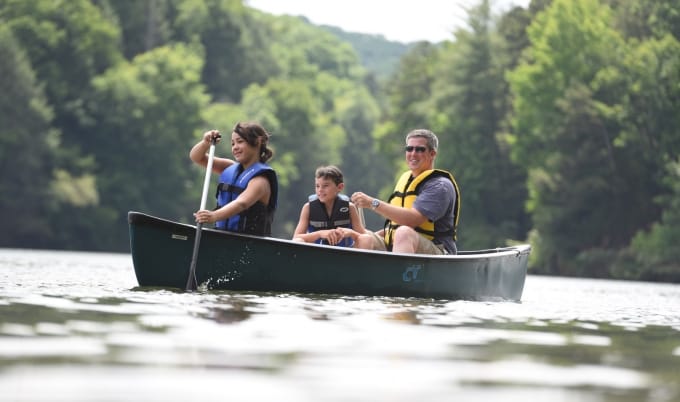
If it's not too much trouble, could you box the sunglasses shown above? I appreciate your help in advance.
[404,145,428,153]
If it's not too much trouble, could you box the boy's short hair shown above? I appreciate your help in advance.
[315,165,344,185]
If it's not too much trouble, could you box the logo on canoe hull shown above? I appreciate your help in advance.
[402,265,423,282]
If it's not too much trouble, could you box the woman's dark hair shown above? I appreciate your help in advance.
[233,122,274,163]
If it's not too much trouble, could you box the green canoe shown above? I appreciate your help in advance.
[128,211,531,301]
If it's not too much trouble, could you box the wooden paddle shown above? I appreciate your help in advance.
[186,136,218,291]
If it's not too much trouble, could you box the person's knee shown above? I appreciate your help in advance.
[394,226,417,242]
[366,231,387,251]
[355,233,374,250]
[392,226,420,253]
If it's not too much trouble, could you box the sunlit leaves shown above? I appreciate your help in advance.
[84,44,210,238]
[50,170,99,207]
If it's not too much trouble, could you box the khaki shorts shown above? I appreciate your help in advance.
[368,231,446,255]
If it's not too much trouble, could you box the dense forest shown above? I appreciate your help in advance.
[1,0,678,282]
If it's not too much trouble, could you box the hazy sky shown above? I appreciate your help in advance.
[246,0,531,43]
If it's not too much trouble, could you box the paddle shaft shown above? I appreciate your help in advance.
[186,137,217,291]
[357,207,366,227]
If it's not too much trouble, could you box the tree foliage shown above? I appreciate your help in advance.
[1,0,678,282]
[0,26,58,246]
[507,0,680,278]
[77,44,210,249]
[0,0,122,133]
[508,0,627,273]
[430,0,528,249]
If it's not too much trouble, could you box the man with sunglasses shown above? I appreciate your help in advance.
[351,129,460,254]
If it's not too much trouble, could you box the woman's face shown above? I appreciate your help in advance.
[231,131,258,164]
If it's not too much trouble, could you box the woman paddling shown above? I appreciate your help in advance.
[189,122,278,235]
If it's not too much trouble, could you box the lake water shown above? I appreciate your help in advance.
[0,248,679,402]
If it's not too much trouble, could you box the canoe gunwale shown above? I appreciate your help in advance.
[128,211,531,261]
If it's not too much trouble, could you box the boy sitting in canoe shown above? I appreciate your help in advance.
[293,166,373,248]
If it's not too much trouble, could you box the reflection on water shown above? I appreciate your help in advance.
[0,248,679,402]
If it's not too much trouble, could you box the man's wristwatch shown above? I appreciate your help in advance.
[371,198,380,210]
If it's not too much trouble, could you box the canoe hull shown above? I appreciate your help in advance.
[128,211,530,301]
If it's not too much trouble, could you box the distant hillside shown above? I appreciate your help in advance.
[320,25,415,80]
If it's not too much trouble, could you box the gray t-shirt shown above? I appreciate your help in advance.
[412,176,457,253]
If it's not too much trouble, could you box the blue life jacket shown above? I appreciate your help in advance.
[215,162,278,235]
[307,194,353,247]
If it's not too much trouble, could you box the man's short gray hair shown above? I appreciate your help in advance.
[406,129,438,151]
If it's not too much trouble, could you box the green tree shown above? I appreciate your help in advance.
[0,0,122,141]
[621,36,680,280]
[497,5,532,70]
[0,26,58,246]
[264,13,362,82]
[608,0,680,41]
[377,41,441,184]
[79,44,210,250]
[172,0,279,102]
[630,159,680,281]
[507,0,657,275]
[102,0,173,59]
[427,0,528,249]
[333,83,386,229]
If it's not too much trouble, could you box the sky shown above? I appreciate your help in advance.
[246,0,531,43]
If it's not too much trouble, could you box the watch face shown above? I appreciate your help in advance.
[372,199,379,208]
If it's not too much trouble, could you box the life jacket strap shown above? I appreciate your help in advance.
[215,182,244,199]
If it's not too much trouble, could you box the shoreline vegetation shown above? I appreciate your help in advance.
[1,0,678,282]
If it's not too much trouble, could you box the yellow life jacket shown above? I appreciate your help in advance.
[384,169,460,249]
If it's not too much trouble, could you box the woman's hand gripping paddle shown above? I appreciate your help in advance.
[186,135,218,291]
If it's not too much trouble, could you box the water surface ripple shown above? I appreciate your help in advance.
[0,248,678,402]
